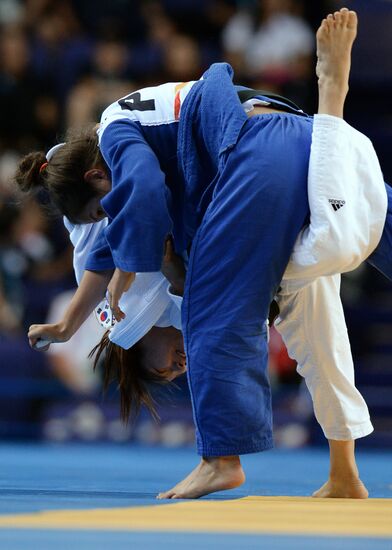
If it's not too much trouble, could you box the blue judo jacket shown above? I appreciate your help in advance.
[85,63,302,274]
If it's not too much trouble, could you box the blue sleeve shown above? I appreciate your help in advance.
[84,228,115,272]
[99,119,173,272]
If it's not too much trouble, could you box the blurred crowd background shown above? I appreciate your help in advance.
[0,0,391,449]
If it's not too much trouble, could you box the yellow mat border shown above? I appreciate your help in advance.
[0,496,391,538]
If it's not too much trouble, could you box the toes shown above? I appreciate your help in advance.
[334,11,342,26]
[157,490,185,499]
[340,7,349,25]
[326,13,334,29]
[326,8,357,32]
[347,10,357,29]
[316,18,329,40]
[156,491,175,499]
[340,7,357,30]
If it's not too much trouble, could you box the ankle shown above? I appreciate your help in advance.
[319,76,349,94]
[202,456,241,468]
[329,467,360,482]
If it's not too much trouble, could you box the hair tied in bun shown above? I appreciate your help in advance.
[39,162,48,174]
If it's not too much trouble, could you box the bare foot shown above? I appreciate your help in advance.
[312,477,369,499]
[156,456,245,499]
[316,8,358,118]
[314,440,369,499]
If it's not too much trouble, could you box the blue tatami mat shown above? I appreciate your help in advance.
[0,443,390,550]
[0,443,390,514]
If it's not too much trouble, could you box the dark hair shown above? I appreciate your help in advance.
[90,332,169,423]
[14,126,105,223]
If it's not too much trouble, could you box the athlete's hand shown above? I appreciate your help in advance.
[28,322,70,351]
[161,237,185,296]
[107,269,135,322]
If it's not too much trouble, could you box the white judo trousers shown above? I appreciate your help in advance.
[276,114,387,440]
[65,114,387,443]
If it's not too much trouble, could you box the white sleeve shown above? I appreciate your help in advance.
[167,287,183,310]
[282,114,387,292]
[275,275,373,440]
[153,287,183,330]
[63,217,108,285]
[167,287,183,330]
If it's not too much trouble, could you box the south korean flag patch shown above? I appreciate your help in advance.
[95,300,116,329]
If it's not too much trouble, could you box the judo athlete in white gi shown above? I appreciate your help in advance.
[23,9,387,499]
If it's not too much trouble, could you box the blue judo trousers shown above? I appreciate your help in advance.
[178,64,313,456]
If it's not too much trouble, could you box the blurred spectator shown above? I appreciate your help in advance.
[0,24,41,152]
[0,0,23,25]
[67,37,133,128]
[72,0,147,44]
[0,196,73,329]
[131,1,177,83]
[46,290,104,395]
[0,276,20,334]
[161,0,232,43]
[0,201,32,326]
[162,34,203,82]
[27,0,93,104]
[222,0,314,106]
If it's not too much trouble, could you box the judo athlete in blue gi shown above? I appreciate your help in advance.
[24,73,314,483]
[21,9,389,499]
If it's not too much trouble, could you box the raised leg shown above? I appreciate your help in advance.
[317,8,357,118]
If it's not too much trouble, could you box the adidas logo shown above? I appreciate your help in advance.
[329,199,346,212]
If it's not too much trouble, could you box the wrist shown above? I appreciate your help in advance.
[55,320,73,342]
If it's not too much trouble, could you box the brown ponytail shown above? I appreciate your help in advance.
[14,126,105,223]
[15,151,48,193]
[90,332,169,423]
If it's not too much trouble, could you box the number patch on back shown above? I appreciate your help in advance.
[118,92,156,112]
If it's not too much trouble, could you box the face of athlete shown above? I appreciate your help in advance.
[139,326,187,382]
[78,195,107,224]
[77,168,111,224]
